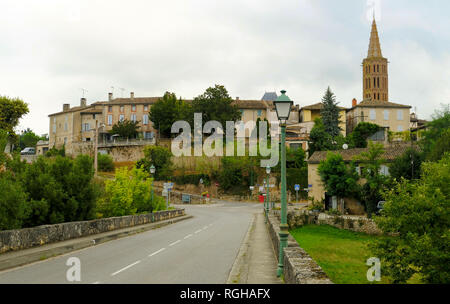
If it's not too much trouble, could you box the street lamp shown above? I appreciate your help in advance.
[273,89,293,277]
[265,165,271,223]
[150,165,156,204]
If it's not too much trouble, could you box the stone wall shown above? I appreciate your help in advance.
[0,209,185,254]
[277,209,382,235]
[267,211,332,284]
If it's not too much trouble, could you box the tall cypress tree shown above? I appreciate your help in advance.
[320,87,341,137]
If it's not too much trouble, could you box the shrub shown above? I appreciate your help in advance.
[370,153,450,283]
[136,145,173,180]
[96,166,164,218]
[172,173,211,186]
[0,172,29,230]
[97,153,114,172]
[45,146,65,157]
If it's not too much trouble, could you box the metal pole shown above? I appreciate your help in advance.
[266,173,270,222]
[277,123,288,277]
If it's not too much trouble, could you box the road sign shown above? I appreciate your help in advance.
[308,184,312,188]
[164,182,174,190]
[249,186,255,191]
[295,184,300,191]
[162,189,168,197]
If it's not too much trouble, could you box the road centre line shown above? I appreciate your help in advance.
[184,234,193,239]
[111,260,141,276]
[169,240,181,246]
[148,248,166,257]
[195,229,202,234]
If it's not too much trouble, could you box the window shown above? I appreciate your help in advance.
[397,125,404,132]
[144,104,148,111]
[64,122,68,131]
[107,114,113,125]
[120,105,124,112]
[384,110,389,120]
[119,114,124,122]
[144,132,154,139]
[361,111,365,122]
[370,109,376,120]
[82,123,90,131]
[64,137,67,145]
[257,110,262,117]
[131,104,136,112]
[131,114,137,122]
[397,110,403,121]
[374,93,376,100]
[374,78,376,87]
[108,106,112,112]
[143,114,149,125]
[377,77,380,88]
[52,124,56,133]
[377,65,379,72]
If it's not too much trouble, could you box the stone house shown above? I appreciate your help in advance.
[299,102,348,136]
[307,144,416,215]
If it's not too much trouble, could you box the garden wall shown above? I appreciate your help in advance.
[267,211,332,284]
[274,209,382,235]
[0,209,185,254]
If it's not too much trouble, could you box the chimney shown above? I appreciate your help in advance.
[80,98,87,107]
[130,92,134,99]
[108,92,113,101]
[352,98,357,107]
[63,104,70,112]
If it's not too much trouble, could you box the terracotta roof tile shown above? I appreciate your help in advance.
[301,102,347,111]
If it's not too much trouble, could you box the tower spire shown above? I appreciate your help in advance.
[367,17,382,58]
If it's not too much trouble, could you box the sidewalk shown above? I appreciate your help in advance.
[227,212,282,284]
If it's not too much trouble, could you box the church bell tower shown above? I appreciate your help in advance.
[362,17,389,102]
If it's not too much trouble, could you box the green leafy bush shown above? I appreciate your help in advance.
[136,145,173,180]
[0,172,29,230]
[371,153,450,283]
[96,166,165,218]
[97,153,114,172]
[172,173,211,186]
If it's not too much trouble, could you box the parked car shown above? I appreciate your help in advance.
[20,147,36,155]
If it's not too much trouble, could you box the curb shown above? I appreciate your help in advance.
[226,213,256,284]
[0,214,193,272]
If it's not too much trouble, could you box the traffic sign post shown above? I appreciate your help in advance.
[294,184,300,203]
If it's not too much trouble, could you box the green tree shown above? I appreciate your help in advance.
[0,96,29,135]
[192,85,242,129]
[149,92,192,138]
[96,166,165,218]
[19,128,45,150]
[389,147,424,181]
[420,104,450,160]
[0,172,29,230]
[349,122,380,148]
[136,145,173,180]
[371,154,450,283]
[427,128,450,162]
[318,152,360,199]
[355,142,390,216]
[0,129,8,165]
[308,117,334,156]
[320,87,342,138]
[110,119,140,139]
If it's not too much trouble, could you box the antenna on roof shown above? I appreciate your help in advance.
[119,88,125,98]
[80,88,88,98]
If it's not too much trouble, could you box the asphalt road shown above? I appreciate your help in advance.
[0,201,262,284]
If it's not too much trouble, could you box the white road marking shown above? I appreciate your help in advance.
[195,229,202,234]
[184,234,193,239]
[111,260,141,276]
[169,240,181,246]
[92,281,100,284]
[202,226,208,230]
[148,248,166,257]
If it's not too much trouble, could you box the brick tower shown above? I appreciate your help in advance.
[362,17,389,102]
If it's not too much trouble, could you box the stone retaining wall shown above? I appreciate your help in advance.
[278,209,382,235]
[267,211,332,284]
[0,209,185,254]
[153,186,206,204]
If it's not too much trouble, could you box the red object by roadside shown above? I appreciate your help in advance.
[259,195,264,203]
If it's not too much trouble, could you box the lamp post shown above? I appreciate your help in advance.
[273,90,293,277]
[265,165,271,223]
[150,165,156,205]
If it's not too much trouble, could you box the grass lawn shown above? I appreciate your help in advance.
[290,225,391,284]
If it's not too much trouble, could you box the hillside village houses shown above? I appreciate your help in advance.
[40,17,422,215]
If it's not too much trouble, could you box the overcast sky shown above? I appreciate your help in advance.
[1,0,449,135]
